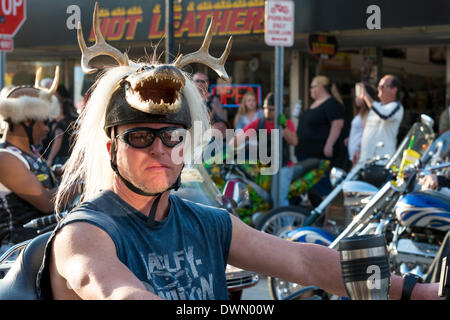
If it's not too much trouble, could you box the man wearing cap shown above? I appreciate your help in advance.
[0,68,60,247]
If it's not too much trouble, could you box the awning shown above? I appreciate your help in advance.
[12,0,450,48]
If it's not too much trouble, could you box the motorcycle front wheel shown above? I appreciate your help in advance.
[255,206,309,238]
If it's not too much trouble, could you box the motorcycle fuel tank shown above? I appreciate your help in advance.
[286,227,335,246]
[395,191,450,231]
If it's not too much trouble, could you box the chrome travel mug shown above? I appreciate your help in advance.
[339,234,390,300]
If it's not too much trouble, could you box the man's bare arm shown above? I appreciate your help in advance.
[358,83,374,108]
[282,127,298,146]
[0,152,55,213]
[323,119,344,158]
[227,215,440,299]
[228,215,347,296]
[50,222,162,300]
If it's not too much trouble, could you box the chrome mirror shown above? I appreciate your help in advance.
[222,179,250,208]
[330,167,347,187]
[421,114,434,129]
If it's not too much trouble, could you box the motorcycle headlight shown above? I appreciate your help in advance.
[330,167,347,187]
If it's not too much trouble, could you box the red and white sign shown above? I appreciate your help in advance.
[0,37,13,51]
[264,0,295,47]
[0,0,26,37]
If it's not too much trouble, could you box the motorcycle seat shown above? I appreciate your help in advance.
[0,231,51,300]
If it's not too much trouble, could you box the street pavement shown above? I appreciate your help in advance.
[241,275,272,300]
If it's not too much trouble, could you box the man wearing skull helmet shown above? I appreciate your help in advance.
[36,4,442,300]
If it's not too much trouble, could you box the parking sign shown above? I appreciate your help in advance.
[264,0,294,47]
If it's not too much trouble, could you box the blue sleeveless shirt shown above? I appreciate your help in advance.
[37,190,232,300]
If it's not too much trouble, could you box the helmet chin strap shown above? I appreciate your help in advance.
[21,121,36,147]
[110,129,183,227]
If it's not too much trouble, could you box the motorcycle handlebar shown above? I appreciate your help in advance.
[23,211,68,229]
[420,161,450,174]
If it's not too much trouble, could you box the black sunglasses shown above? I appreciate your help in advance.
[115,126,186,149]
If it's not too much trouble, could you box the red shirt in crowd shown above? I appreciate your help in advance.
[243,118,295,134]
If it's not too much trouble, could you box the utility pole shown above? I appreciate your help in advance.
[165,0,174,64]
[264,0,295,208]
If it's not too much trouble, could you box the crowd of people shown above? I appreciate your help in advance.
[0,55,445,301]
[225,73,407,171]
[202,72,412,220]
[0,66,442,245]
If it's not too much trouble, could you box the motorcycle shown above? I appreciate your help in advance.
[204,148,329,230]
[269,115,442,300]
[257,153,390,237]
[258,115,436,238]
[390,130,450,280]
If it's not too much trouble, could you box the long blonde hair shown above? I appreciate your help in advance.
[233,91,258,127]
[312,75,344,105]
[54,64,211,213]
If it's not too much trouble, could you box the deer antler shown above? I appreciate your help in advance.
[173,17,232,81]
[77,2,129,74]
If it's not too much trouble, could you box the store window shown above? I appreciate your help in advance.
[5,61,60,87]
